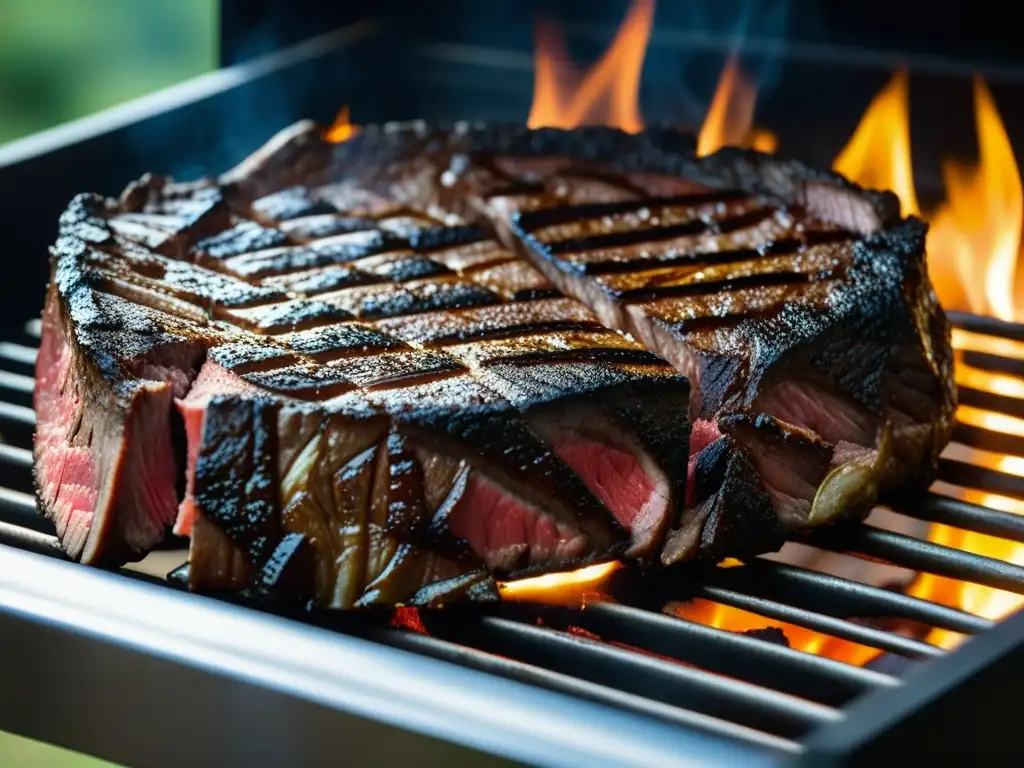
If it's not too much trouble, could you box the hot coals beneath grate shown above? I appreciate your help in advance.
[1,312,1023,750]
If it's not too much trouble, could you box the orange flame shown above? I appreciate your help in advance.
[527,0,654,132]
[499,561,622,604]
[324,106,358,143]
[669,598,882,667]
[697,56,778,157]
[834,72,1024,650]
[929,78,1023,321]
[833,70,919,217]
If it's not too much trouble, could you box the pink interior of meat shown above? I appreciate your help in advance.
[114,385,183,551]
[549,429,669,554]
[174,360,258,536]
[174,403,204,538]
[446,471,589,572]
[756,380,876,447]
[686,419,722,508]
[34,300,99,552]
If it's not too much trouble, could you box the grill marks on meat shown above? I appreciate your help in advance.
[38,170,691,607]
[490,155,952,561]
[316,121,955,565]
[36,120,954,602]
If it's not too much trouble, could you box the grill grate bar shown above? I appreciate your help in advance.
[0,443,32,492]
[956,386,1024,420]
[182,580,809,749]
[692,585,943,660]
[0,487,55,535]
[948,310,1024,342]
[417,611,842,739]
[937,458,1024,502]
[961,350,1024,377]
[0,520,65,558]
[701,559,994,635]
[889,492,1024,543]
[802,524,1024,594]
[362,628,801,754]
[0,444,32,470]
[0,370,34,397]
[951,424,1024,460]
[541,602,898,705]
[0,400,36,427]
[0,342,38,367]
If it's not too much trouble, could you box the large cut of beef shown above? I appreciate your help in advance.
[33,120,955,607]
[317,121,956,564]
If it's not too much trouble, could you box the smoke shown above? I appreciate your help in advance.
[635,0,794,128]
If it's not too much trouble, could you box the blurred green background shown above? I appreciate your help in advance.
[0,2,216,764]
[0,0,217,144]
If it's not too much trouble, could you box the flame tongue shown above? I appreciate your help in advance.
[697,56,757,156]
[833,70,920,217]
[929,78,1023,321]
[695,56,778,156]
[325,106,358,143]
[498,561,622,604]
[527,0,654,132]
[832,71,1024,323]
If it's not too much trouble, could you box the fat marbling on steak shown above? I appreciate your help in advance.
[315,120,956,564]
[34,127,694,607]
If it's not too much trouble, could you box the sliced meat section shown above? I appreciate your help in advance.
[34,219,210,565]
[37,168,691,608]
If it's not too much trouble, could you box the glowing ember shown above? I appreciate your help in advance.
[499,561,621,604]
[526,0,654,132]
[748,128,779,154]
[669,598,882,667]
[697,56,776,157]
[324,106,358,143]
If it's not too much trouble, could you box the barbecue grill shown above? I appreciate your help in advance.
[3,2,1024,764]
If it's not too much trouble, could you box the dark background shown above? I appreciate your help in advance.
[222,0,1024,70]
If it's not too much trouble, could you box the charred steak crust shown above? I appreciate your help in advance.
[36,149,694,607]
[300,120,955,562]
[35,118,954,604]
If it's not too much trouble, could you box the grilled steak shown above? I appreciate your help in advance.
[34,119,954,605]
[35,148,692,607]
[310,120,956,564]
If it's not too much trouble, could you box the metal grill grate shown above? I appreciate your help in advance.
[2,312,1023,757]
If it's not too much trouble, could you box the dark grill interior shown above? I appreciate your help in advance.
[2,308,1023,756]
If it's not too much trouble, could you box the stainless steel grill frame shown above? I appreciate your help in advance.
[2,17,1024,766]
